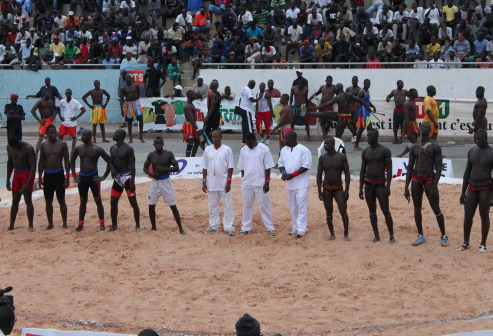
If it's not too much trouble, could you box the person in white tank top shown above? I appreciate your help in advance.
[255,82,273,145]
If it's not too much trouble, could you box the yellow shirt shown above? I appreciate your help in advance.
[49,42,65,55]
[423,96,439,124]
[442,5,458,22]
[426,43,441,56]
[314,42,332,56]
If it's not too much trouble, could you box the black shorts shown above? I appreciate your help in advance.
[43,170,66,200]
[78,173,100,199]
[111,178,136,198]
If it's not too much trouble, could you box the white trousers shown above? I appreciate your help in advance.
[241,185,275,232]
[208,190,235,231]
[286,187,309,234]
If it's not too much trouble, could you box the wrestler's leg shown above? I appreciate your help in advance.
[128,196,141,231]
[321,121,328,139]
[354,126,364,149]
[149,204,157,230]
[375,185,395,242]
[322,189,335,239]
[334,189,350,241]
[335,119,345,139]
[463,189,478,245]
[8,191,21,230]
[170,205,186,234]
[45,198,54,229]
[92,123,97,142]
[23,192,35,232]
[478,189,490,247]
[191,137,200,157]
[36,134,43,157]
[365,183,380,242]
[58,197,68,229]
[411,181,424,235]
[138,119,144,143]
[100,123,109,142]
[347,119,357,136]
[424,183,445,237]
[127,119,133,143]
[303,116,311,141]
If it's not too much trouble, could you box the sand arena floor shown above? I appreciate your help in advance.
[2,179,493,336]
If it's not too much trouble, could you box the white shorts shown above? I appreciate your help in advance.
[147,178,176,206]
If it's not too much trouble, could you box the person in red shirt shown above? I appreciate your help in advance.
[266,79,281,98]
[366,51,382,68]
[75,37,90,66]
[7,27,17,46]
[193,7,211,33]
[107,37,123,62]
[181,32,200,61]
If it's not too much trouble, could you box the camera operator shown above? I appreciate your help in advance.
[0,287,15,336]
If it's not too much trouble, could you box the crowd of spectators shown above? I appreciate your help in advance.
[1,0,493,73]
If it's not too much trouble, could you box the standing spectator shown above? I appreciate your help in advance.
[143,59,165,97]
[454,32,471,63]
[392,4,408,42]
[408,3,424,37]
[314,38,332,63]
[194,7,211,33]
[286,20,303,56]
[442,0,458,29]
[424,1,441,30]
[245,38,261,68]
[406,39,421,61]
[4,94,25,140]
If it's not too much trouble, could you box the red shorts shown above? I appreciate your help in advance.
[12,169,34,192]
[278,126,292,142]
[256,111,271,136]
[59,124,76,137]
[39,117,54,135]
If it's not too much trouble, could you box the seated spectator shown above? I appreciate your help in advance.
[362,22,378,48]
[272,8,286,37]
[475,0,491,31]
[147,38,163,67]
[245,38,261,68]
[296,8,308,31]
[428,50,444,68]
[261,42,276,63]
[209,0,231,18]
[54,10,66,30]
[453,32,471,62]
[107,36,123,63]
[37,12,53,32]
[366,0,384,17]
[314,38,332,63]
[163,0,181,23]
[19,37,33,63]
[390,39,405,63]
[239,6,254,29]
[426,36,441,59]
[311,22,322,42]
[49,34,65,63]
[76,37,90,65]
[350,0,364,14]
[102,52,116,69]
[438,22,453,45]
[366,50,382,68]
[424,1,441,30]
[65,11,80,29]
[64,38,79,65]
[181,32,200,61]
[272,52,288,68]
[232,21,246,41]
[214,23,231,46]
[442,0,458,29]
[191,50,204,79]
[121,51,137,66]
[148,0,160,28]
[262,25,277,49]
[378,26,394,41]
[286,20,303,56]
[333,33,350,62]
[355,6,370,34]
[167,56,183,86]
[253,4,270,28]
[454,19,473,41]
[162,41,177,72]
[350,35,367,63]
[123,36,137,57]
[194,7,211,33]
[246,21,262,42]
[168,22,185,49]
[229,35,245,63]
[377,37,392,62]
[414,51,428,68]
[335,22,356,42]
[221,85,236,100]
[120,0,136,14]
[191,76,209,99]
[137,36,150,63]
[208,38,227,67]
[419,18,436,46]
[473,32,487,59]
[407,3,424,37]
[440,38,453,59]
[405,39,421,61]
[0,40,17,64]
[299,39,315,65]
[392,4,408,42]
[474,50,493,68]
[80,26,93,42]
[338,5,355,33]
[325,2,339,29]
[221,7,237,31]
[374,5,394,29]
[321,24,335,44]
[487,38,493,59]
[176,9,193,30]
[14,27,29,45]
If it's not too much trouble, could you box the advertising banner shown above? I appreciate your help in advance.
[22,328,134,336]
[391,157,454,179]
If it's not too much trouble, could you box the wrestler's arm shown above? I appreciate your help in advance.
[96,148,112,181]
[266,93,273,115]
[289,87,293,105]
[433,143,443,188]
[403,102,410,125]
[70,146,80,182]
[81,90,92,109]
[384,147,392,194]
[460,149,472,203]
[473,100,487,126]
[103,90,111,109]
[359,149,367,198]
[350,93,371,111]
[168,153,180,173]
[143,153,156,178]
[6,147,13,190]
[31,100,42,123]
[119,87,125,116]
[38,143,45,187]
[25,146,36,190]
[309,86,322,101]
[314,95,338,111]
[128,146,136,190]
[135,84,140,100]
[317,156,324,200]
[386,89,394,102]
[62,142,70,187]
[404,146,416,200]
[397,146,410,158]
[343,154,350,200]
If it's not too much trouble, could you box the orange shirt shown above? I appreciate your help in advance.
[194,13,210,26]
[423,96,439,124]
[65,16,80,27]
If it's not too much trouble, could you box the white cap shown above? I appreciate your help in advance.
[126,36,132,40]
[296,70,303,74]
[197,75,203,80]
[68,10,74,15]
[174,85,183,90]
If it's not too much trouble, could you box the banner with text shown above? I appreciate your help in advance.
[22,328,134,336]
[391,157,454,179]
[171,157,203,177]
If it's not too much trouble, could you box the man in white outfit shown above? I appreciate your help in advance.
[202,130,235,236]
[237,133,276,236]
[278,130,312,238]
[239,80,258,145]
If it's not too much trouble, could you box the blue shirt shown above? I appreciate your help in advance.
[406,45,421,56]
[102,58,115,69]
[299,45,315,58]
[246,27,262,40]
[36,85,60,102]
[474,39,487,54]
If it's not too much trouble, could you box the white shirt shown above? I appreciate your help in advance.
[393,10,408,22]
[237,143,275,187]
[176,14,193,27]
[363,26,378,35]
[375,9,393,25]
[262,46,276,57]
[408,7,424,23]
[240,86,254,113]
[58,98,83,127]
[414,59,428,68]
[120,0,136,9]
[19,43,33,59]
[54,15,66,28]
[288,25,303,41]
[278,144,312,190]
[286,7,300,19]
[241,10,253,24]
[424,7,440,25]
[80,30,93,40]
[428,58,444,68]
[307,13,323,24]
[202,144,234,191]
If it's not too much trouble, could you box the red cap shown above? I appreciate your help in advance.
[10,94,18,99]
[53,34,59,39]
[303,39,310,44]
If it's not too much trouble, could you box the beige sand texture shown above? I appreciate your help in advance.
[2,178,493,336]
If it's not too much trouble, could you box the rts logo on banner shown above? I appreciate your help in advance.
[414,99,450,119]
